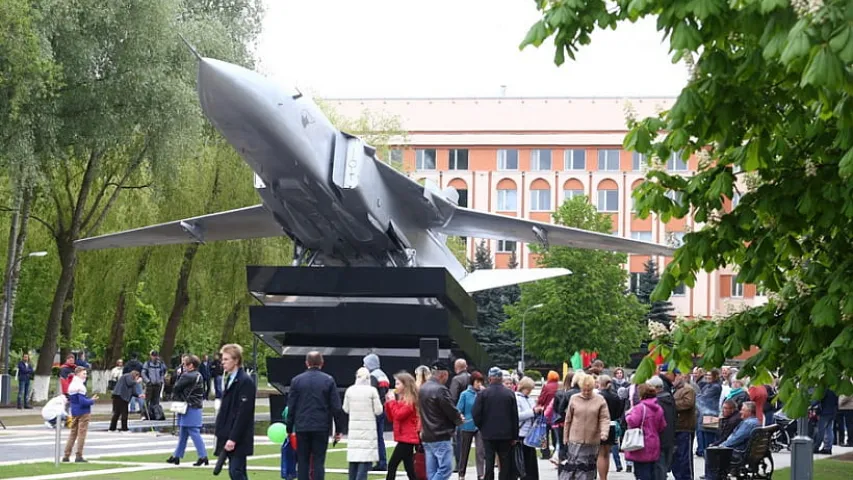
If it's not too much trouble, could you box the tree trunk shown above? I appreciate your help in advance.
[4,188,33,359]
[59,277,75,361]
[159,244,199,364]
[0,190,22,373]
[35,238,76,376]
[105,249,151,366]
[219,298,246,347]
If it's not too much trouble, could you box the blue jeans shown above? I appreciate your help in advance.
[610,444,622,470]
[423,440,453,480]
[376,412,387,468]
[349,462,371,480]
[214,375,223,399]
[173,426,207,458]
[17,379,30,408]
[696,429,717,456]
[816,415,835,451]
[633,461,655,480]
[671,432,693,480]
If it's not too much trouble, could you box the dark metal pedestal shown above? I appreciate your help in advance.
[247,266,489,394]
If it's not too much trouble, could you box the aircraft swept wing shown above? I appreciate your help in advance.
[74,205,285,251]
[433,206,675,257]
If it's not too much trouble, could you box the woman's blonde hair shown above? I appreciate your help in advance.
[518,376,535,392]
[572,371,585,388]
[578,373,596,390]
[394,372,419,406]
[355,367,371,386]
[414,365,431,388]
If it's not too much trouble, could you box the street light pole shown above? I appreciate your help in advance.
[0,251,47,405]
[520,303,543,373]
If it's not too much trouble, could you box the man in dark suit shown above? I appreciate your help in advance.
[473,367,519,480]
[214,343,256,480]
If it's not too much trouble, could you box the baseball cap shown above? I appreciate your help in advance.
[431,361,449,372]
[488,367,502,378]
[646,376,664,388]
[660,363,681,374]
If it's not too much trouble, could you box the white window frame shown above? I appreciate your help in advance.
[387,149,403,166]
[731,280,744,297]
[416,149,437,170]
[629,272,642,294]
[598,149,620,171]
[632,152,646,171]
[667,152,689,171]
[497,149,519,170]
[564,189,585,202]
[497,189,517,211]
[530,188,551,211]
[672,282,687,296]
[497,240,517,253]
[596,189,619,212]
[631,231,653,242]
[448,149,469,170]
[564,149,586,170]
[530,149,552,171]
[731,192,741,209]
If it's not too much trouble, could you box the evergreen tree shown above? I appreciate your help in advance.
[636,259,674,327]
[469,240,521,368]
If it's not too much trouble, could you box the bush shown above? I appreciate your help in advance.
[524,369,542,381]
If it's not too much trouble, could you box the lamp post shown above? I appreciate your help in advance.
[520,303,543,374]
[1,250,47,405]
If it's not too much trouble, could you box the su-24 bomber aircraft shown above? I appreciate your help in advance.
[75,44,676,293]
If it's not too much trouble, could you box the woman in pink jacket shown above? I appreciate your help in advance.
[624,384,666,480]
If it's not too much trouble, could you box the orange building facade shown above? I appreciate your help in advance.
[327,97,763,318]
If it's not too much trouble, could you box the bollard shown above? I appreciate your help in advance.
[790,416,813,480]
[54,415,62,466]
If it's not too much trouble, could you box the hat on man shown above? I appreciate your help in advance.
[660,363,681,374]
[646,376,664,388]
[150,350,159,356]
[488,366,503,378]
[431,361,449,372]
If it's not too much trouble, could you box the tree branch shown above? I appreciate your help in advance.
[71,148,104,236]
[79,170,118,232]
[83,142,149,237]
[0,206,55,236]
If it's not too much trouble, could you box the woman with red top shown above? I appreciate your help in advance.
[747,381,767,425]
[384,372,420,480]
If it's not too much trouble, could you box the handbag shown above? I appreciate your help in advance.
[523,414,549,449]
[620,405,646,452]
[170,372,200,414]
[512,443,527,479]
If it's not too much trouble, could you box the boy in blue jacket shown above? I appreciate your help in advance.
[64,367,98,462]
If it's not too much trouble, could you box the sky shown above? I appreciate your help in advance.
[255,0,688,98]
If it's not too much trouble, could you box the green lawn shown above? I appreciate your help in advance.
[102,443,284,464]
[0,462,128,479]
[774,458,853,480]
[101,470,349,480]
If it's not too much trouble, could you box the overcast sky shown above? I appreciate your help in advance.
[255,0,688,98]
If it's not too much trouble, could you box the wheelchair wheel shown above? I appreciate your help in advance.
[755,454,774,479]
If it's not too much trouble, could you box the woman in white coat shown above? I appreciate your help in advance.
[344,367,384,480]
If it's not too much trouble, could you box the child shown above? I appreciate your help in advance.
[64,367,98,462]
[42,394,68,428]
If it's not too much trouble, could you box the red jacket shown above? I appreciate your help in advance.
[538,380,559,408]
[385,399,420,444]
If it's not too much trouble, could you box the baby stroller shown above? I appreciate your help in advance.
[770,406,817,452]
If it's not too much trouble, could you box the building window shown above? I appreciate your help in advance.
[531,150,552,171]
[597,190,618,212]
[665,190,685,206]
[564,189,585,202]
[631,231,653,242]
[416,149,436,170]
[632,152,645,171]
[667,232,685,247]
[448,149,468,170]
[497,149,519,170]
[667,152,688,171]
[387,149,403,166]
[497,240,517,253]
[731,192,741,209]
[598,149,620,171]
[497,189,517,211]
[673,282,686,296]
[629,272,642,294]
[731,281,744,297]
[530,189,551,211]
[564,149,586,170]
[456,189,468,208]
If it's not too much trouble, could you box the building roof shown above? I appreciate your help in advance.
[323,97,676,134]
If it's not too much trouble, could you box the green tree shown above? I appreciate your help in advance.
[504,197,646,365]
[637,259,675,327]
[469,240,522,368]
[522,0,853,414]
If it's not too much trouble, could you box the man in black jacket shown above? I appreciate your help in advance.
[418,361,463,480]
[214,344,256,480]
[473,367,519,480]
[286,351,343,480]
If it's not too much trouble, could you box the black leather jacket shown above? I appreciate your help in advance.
[418,379,462,442]
[173,370,204,409]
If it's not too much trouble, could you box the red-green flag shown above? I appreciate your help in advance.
[570,351,583,370]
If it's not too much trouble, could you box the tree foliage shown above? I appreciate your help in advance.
[637,259,675,327]
[523,0,853,414]
[504,197,646,366]
[469,240,522,368]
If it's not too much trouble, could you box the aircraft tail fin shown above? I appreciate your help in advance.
[459,267,571,293]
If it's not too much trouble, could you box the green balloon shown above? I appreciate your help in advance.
[267,422,287,444]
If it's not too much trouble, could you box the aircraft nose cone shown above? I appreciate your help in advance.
[196,58,266,126]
